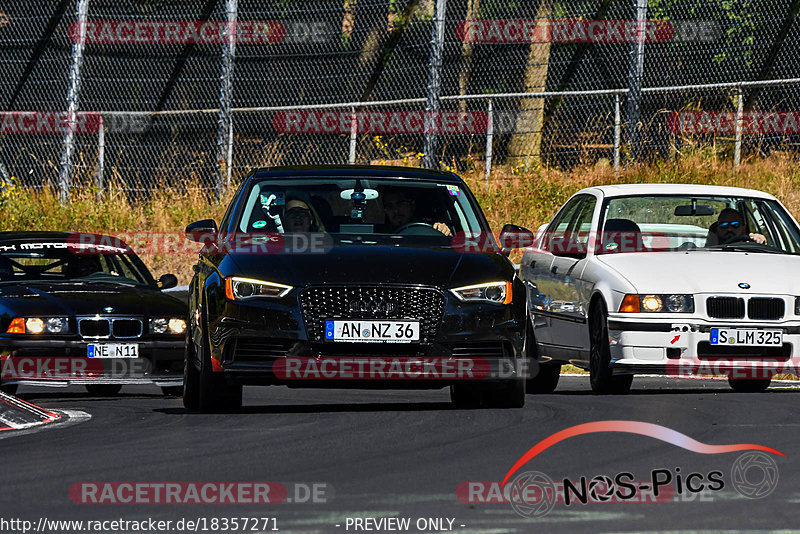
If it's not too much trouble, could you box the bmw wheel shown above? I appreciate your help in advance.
[728,377,770,393]
[589,300,632,395]
[0,383,18,396]
[85,384,122,396]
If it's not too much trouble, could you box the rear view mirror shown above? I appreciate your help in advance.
[185,219,218,243]
[499,224,535,256]
[158,273,178,290]
[675,204,715,216]
[340,188,379,200]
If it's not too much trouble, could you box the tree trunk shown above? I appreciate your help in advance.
[506,0,553,170]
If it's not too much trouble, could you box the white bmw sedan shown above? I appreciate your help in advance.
[521,184,800,394]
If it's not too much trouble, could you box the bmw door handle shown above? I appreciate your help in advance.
[529,260,536,268]
[551,265,558,274]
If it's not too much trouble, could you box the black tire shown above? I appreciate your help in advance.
[196,307,242,413]
[182,330,201,410]
[0,383,18,396]
[589,301,633,395]
[524,320,560,393]
[161,386,183,397]
[85,384,122,396]
[528,363,561,394]
[485,379,526,408]
[728,377,771,392]
[450,383,483,408]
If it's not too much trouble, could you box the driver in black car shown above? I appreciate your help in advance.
[706,208,767,246]
[383,189,452,237]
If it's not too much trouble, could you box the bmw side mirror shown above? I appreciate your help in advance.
[158,273,178,290]
[499,224,535,256]
[185,219,218,243]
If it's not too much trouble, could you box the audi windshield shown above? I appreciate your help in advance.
[236,178,486,244]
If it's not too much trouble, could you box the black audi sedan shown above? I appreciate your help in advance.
[0,232,186,396]
[184,165,534,412]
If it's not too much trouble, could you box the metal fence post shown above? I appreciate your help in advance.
[96,116,104,198]
[625,0,647,162]
[58,0,90,204]
[484,98,493,187]
[423,0,447,170]
[349,105,357,164]
[734,86,744,170]
[216,0,238,200]
[613,93,621,173]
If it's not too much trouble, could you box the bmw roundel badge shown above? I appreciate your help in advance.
[738,283,751,290]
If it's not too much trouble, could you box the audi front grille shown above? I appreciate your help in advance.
[300,286,445,343]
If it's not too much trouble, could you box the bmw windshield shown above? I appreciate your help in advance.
[598,195,800,255]
[0,242,155,286]
[235,178,487,247]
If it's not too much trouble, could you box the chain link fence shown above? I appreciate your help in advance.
[1,0,800,198]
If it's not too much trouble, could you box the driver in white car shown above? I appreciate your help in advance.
[383,189,452,236]
[706,208,767,245]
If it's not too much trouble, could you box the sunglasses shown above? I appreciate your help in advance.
[719,221,742,229]
[286,208,311,218]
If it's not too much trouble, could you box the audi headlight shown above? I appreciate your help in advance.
[620,294,694,313]
[150,318,186,335]
[225,277,293,300]
[450,281,512,305]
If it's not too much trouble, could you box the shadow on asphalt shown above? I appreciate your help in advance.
[155,400,459,415]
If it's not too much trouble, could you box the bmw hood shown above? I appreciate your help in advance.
[0,282,185,317]
[226,245,514,288]
[597,251,800,295]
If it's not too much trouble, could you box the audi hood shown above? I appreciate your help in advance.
[225,245,515,288]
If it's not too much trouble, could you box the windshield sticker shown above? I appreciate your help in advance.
[446,185,460,196]
[260,192,285,207]
[252,220,267,229]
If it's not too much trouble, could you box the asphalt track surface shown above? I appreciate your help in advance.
[4,376,800,533]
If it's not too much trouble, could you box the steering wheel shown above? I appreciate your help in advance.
[722,234,752,244]
[677,242,697,250]
[395,222,445,236]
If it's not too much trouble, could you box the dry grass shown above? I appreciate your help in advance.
[2,153,800,285]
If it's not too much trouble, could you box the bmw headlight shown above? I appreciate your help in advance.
[150,318,187,335]
[225,277,293,300]
[45,317,69,333]
[796,297,800,315]
[25,318,45,334]
[8,317,70,334]
[450,281,512,305]
[620,294,694,313]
